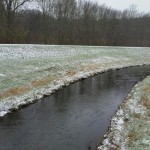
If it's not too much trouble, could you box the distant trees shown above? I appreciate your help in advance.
[53,0,77,44]
[1,0,31,42]
[37,0,55,43]
[0,0,150,46]
[0,1,5,42]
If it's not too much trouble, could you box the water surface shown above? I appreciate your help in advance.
[0,65,150,150]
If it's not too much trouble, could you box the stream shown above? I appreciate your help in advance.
[0,65,150,150]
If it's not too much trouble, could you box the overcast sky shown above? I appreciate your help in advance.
[90,0,150,13]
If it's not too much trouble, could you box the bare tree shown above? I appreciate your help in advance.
[2,0,31,41]
[37,0,56,43]
[0,1,5,42]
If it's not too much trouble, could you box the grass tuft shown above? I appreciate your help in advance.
[0,75,56,99]
[31,76,55,88]
[0,85,30,99]
[128,130,138,143]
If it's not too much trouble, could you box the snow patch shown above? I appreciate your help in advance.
[0,111,8,117]
[0,74,5,77]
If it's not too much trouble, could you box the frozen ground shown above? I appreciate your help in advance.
[98,76,150,150]
[0,44,150,116]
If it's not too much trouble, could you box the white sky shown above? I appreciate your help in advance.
[90,0,150,13]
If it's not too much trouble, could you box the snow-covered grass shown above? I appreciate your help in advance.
[0,44,150,116]
[98,76,150,150]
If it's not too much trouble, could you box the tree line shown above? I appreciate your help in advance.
[0,0,150,46]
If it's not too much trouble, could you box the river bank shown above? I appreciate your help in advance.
[0,45,150,117]
[98,76,150,150]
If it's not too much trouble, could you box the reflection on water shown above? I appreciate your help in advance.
[0,65,150,150]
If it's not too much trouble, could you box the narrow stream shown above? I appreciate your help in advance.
[0,65,150,150]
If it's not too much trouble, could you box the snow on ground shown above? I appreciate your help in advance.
[0,44,150,117]
[98,76,150,150]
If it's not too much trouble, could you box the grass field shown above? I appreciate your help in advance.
[0,44,150,116]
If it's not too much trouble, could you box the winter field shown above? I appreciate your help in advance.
[0,44,150,117]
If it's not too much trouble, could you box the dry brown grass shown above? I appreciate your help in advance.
[140,84,150,110]
[66,70,76,76]
[0,85,31,99]
[142,97,150,110]
[0,69,78,100]
[128,130,138,142]
[133,113,141,119]
[0,75,56,100]
[107,143,120,150]
[31,76,55,88]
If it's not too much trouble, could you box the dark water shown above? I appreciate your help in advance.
[0,65,150,150]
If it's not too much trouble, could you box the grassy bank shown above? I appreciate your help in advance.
[98,76,150,150]
[0,45,150,116]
